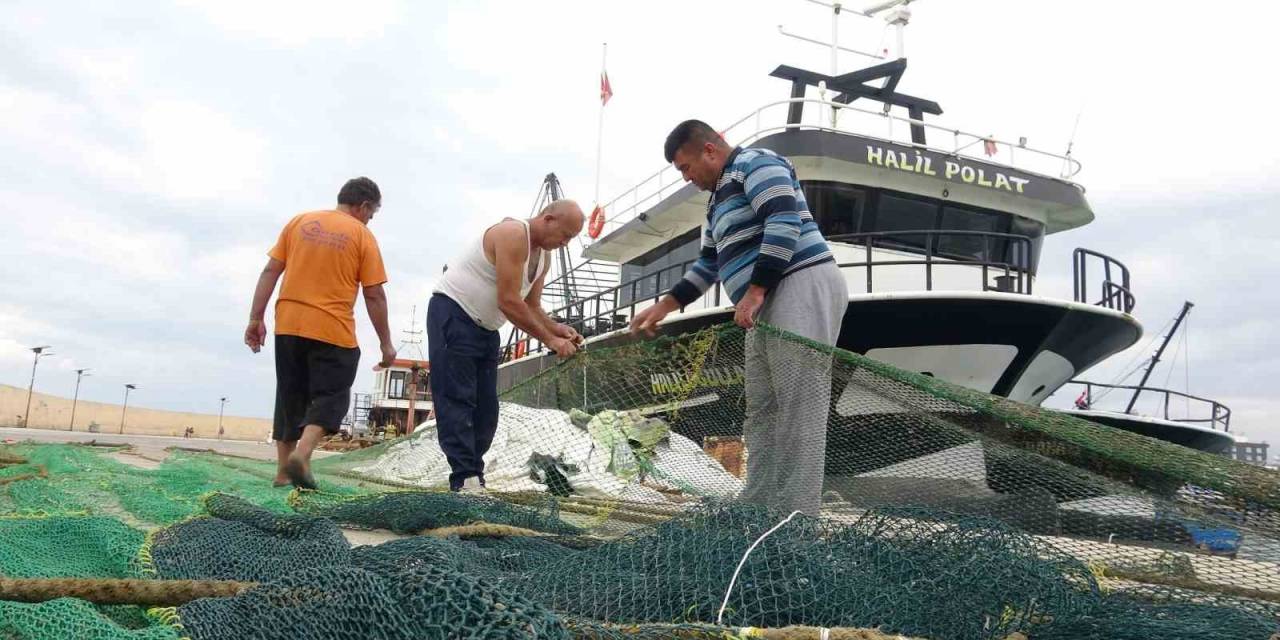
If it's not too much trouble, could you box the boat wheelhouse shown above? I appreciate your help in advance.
[498,50,1141,408]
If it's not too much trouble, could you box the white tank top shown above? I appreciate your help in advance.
[434,218,547,331]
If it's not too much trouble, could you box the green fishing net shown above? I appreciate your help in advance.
[2,322,1278,639]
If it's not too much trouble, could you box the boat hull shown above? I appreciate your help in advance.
[498,292,1141,407]
[1061,410,1235,455]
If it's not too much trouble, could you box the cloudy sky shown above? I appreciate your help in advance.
[1,1,1276,447]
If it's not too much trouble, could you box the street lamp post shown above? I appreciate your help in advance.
[70,368,91,431]
[21,346,53,428]
[119,384,137,434]
[218,397,228,439]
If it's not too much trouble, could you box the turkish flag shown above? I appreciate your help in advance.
[600,71,613,106]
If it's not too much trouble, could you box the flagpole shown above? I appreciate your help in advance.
[593,42,607,206]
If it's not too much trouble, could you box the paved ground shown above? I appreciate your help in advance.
[0,426,336,461]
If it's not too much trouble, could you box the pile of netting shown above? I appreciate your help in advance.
[0,443,371,638]
[3,322,1279,639]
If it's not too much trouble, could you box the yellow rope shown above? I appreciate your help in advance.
[568,622,932,639]
[420,522,551,539]
[0,576,255,606]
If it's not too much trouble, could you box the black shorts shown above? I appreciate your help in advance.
[273,334,360,441]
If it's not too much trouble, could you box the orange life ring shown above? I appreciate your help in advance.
[514,340,527,359]
[588,205,606,239]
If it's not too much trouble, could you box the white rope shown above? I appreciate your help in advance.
[717,510,803,625]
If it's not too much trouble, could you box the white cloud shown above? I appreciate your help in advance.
[133,99,270,201]
[3,191,186,282]
[0,84,89,131]
[0,337,36,371]
[0,306,80,374]
[55,47,144,96]
[192,243,270,300]
[1225,396,1280,444]
[175,0,403,47]
[1,84,269,204]
[1,0,1275,441]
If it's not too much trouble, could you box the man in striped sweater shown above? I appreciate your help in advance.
[631,120,848,516]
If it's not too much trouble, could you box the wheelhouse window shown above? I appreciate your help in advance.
[388,371,406,399]
[938,205,1004,262]
[800,181,866,239]
[1008,215,1044,270]
[613,181,1048,303]
[800,182,1045,274]
[874,193,940,251]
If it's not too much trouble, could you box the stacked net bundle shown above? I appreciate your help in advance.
[155,494,572,640]
[290,489,582,536]
[3,321,1280,639]
[1,447,173,638]
[0,443,364,527]
[140,490,1280,639]
[148,493,353,582]
[0,444,369,640]
[0,513,174,640]
[307,322,1280,638]
[156,488,1107,639]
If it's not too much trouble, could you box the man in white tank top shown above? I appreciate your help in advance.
[428,200,585,492]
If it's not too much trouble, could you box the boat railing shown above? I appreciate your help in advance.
[827,230,1034,295]
[595,97,1084,238]
[504,229,1046,361]
[503,257,706,362]
[1065,380,1231,433]
[1073,248,1135,314]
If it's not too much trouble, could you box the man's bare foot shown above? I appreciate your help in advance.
[284,455,318,490]
[272,475,290,488]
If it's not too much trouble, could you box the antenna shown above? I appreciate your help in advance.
[781,1,888,68]
[861,0,913,17]
[779,1,920,127]
[776,25,884,61]
[1061,104,1085,178]
[880,1,913,60]
[783,1,870,127]
[397,305,427,362]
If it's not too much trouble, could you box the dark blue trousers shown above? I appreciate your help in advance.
[427,294,500,491]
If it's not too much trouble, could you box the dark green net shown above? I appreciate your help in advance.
[2,323,1278,639]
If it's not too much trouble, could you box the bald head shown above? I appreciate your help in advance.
[543,199,584,223]
[529,199,584,250]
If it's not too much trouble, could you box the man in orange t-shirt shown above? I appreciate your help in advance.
[244,177,396,489]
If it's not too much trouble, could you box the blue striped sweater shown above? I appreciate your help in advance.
[669,147,834,306]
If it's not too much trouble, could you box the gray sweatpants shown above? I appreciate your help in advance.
[737,261,847,516]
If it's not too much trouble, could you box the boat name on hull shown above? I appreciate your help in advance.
[866,144,1031,194]
[650,366,745,395]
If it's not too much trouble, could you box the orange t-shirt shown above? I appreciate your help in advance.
[268,210,387,348]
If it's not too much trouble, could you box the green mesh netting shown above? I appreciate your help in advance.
[0,516,143,578]
[0,443,364,527]
[291,490,582,536]
[3,322,1280,639]
[153,494,570,639]
[0,513,175,639]
[0,598,179,640]
[149,494,352,582]
[0,443,368,639]
[328,322,1278,638]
